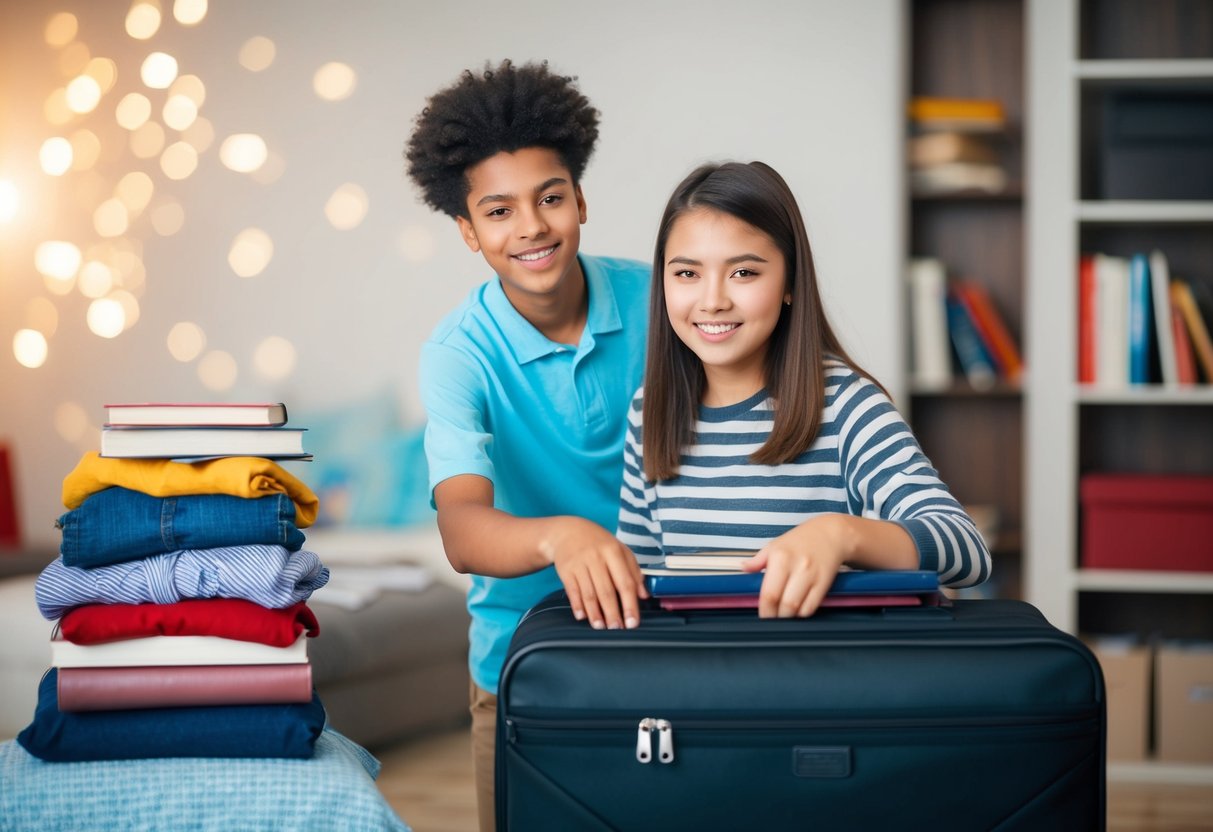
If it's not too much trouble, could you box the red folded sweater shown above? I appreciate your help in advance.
[58,598,320,646]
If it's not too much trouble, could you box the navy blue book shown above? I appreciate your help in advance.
[643,567,940,598]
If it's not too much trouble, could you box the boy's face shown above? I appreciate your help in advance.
[456,147,587,308]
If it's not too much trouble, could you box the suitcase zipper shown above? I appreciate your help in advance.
[635,718,675,764]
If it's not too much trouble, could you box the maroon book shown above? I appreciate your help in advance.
[56,663,313,711]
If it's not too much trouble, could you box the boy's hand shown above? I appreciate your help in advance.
[540,517,648,631]
[742,516,849,618]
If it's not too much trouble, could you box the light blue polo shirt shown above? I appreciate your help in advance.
[419,254,650,693]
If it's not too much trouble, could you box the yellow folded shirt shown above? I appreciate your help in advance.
[62,451,320,528]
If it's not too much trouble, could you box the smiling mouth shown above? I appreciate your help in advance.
[696,322,740,335]
[513,245,558,262]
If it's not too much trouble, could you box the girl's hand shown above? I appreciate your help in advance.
[741,515,850,618]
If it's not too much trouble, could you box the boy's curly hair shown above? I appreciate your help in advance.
[404,60,600,219]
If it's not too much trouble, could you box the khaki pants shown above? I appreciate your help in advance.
[470,681,498,832]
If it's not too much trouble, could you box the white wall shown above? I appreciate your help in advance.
[0,0,906,548]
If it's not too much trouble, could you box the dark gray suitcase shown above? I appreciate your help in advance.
[496,594,1105,831]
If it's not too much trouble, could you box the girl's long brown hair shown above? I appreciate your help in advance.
[643,161,884,482]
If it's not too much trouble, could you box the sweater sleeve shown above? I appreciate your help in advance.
[830,367,992,588]
[615,389,664,563]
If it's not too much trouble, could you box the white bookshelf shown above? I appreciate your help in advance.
[1026,0,1213,785]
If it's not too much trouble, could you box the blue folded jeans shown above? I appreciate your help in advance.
[58,487,306,568]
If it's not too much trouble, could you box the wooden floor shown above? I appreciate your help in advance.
[376,726,1213,832]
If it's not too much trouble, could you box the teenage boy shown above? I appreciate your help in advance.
[405,60,649,831]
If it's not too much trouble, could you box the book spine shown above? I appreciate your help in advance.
[954,280,1023,382]
[1149,251,1178,385]
[1171,304,1198,385]
[1127,254,1153,384]
[1078,254,1097,384]
[907,259,952,389]
[945,292,997,389]
[56,663,313,711]
[1171,279,1213,383]
[1095,255,1130,388]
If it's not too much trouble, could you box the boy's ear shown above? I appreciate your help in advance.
[575,184,587,224]
[455,216,481,253]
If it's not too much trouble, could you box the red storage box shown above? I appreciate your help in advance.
[1081,474,1213,572]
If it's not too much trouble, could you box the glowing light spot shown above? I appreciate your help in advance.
[69,129,101,170]
[44,89,73,125]
[250,151,286,185]
[169,74,206,108]
[167,321,206,361]
[174,0,207,25]
[72,171,108,213]
[239,36,275,72]
[111,290,141,329]
[160,141,198,180]
[66,74,102,113]
[398,225,436,263]
[39,137,73,176]
[55,401,89,442]
[45,13,78,47]
[116,171,155,215]
[141,52,178,89]
[163,94,198,131]
[109,249,147,293]
[59,42,90,77]
[151,200,185,236]
[219,133,267,173]
[85,57,118,93]
[94,199,130,238]
[197,350,237,391]
[253,336,297,380]
[0,179,19,223]
[13,330,49,369]
[116,93,152,130]
[126,2,162,39]
[313,62,356,101]
[130,121,166,158]
[26,297,59,336]
[78,261,115,298]
[181,115,214,153]
[228,227,273,277]
[35,241,82,281]
[325,183,368,230]
[87,298,125,338]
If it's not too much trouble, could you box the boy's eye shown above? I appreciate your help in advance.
[540,194,563,205]
[486,207,509,218]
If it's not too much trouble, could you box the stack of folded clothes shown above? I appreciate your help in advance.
[18,451,332,762]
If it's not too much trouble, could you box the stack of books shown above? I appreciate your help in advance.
[641,553,942,611]
[100,402,310,460]
[908,96,1010,196]
[1078,250,1213,387]
[907,258,1024,390]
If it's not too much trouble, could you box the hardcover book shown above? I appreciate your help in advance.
[100,426,309,459]
[104,402,288,427]
[642,568,940,598]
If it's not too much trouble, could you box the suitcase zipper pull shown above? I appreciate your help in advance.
[636,718,655,763]
[655,719,674,764]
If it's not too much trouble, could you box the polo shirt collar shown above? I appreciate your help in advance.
[485,255,624,365]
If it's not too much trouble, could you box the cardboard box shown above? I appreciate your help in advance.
[1088,639,1150,762]
[1080,474,1213,571]
[1155,643,1213,764]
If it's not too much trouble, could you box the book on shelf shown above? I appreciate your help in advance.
[104,402,288,427]
[641,567,940,599]
[907,258,952,390]
[908,96,1007,132]
[1148,251,1179,385]
[1171,278,1213,383]
[951,280,1023,383]
[909,162,1007,196]
[1171,302,1199,385]
[56,663,314,711]
[945,291,997,390]
[1094,254,1130,388]
[908,131,998,167]
[50,632,310,668]
[1127,254,1153,385]
[100,425,309,459]
[1078,254,1097,384]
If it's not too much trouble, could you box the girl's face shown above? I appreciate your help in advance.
[663,208,790,406]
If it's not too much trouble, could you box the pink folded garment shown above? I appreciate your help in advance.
[57,663,314,711]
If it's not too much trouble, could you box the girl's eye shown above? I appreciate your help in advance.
[673,269,697,279]
[733,268,757,278]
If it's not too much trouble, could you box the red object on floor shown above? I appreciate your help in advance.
[1081,473,1213,572]
[0,444,19,548]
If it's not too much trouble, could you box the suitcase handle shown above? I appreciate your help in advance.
[638,598,956,628]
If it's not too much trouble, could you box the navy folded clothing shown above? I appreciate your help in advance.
[17,669,325,762]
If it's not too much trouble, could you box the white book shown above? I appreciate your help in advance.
[907,258,952,390]
[1094,254,1130,389]
[1149,250,1178,385]
[50,633,309,668]
[104,402,288,427]
[660,551,756,571]
[99,426,308,459]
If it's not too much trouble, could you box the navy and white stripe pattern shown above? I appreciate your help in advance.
[618,361,991,588]
[35,544,330,620]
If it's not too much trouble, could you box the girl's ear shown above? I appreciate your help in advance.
[575,184,588,224]
[783,293,793,306]
[455,216,481,253]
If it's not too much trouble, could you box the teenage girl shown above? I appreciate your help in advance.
[617,161,991,617]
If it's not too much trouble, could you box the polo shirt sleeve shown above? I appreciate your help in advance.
[419,340,496,503]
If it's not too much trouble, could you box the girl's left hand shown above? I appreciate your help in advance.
[741,516,849,618]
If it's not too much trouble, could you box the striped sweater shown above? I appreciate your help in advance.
[617,361,991,588]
